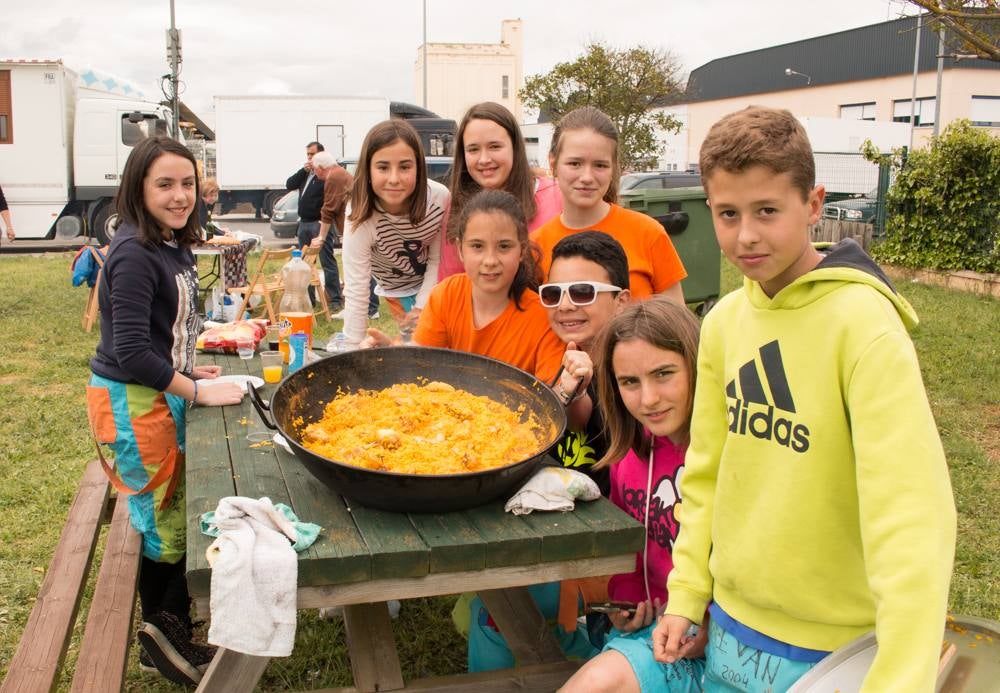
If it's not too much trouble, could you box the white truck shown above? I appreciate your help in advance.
[213,95,456,217]
[0,60,176,242]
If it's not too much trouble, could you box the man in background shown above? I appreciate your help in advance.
[310,151,351,312]
[286,141,325,252]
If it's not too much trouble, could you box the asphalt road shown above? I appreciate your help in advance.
[0,214,290,254]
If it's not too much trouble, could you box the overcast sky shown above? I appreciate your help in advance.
[4,0,917,119]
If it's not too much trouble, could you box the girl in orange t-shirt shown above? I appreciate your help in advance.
[365,189,591,409]
[531,106,687,302]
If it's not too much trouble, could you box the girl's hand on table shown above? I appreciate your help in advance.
[199,382,245,406]
[360,327,393,349]
[191,364,223,379]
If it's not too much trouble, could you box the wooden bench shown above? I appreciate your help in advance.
[1,460,143,693]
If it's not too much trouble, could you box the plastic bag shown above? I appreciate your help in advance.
[196,319,268,353]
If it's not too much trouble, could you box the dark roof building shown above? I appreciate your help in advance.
[686,14,999,102]
[661,13,1000,169]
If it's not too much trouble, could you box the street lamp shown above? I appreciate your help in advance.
[784,68,811,85]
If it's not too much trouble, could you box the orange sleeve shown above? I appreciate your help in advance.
[533,326,566,384]
[413,279,455,348]
[531,218,563,280]
[649,229,688,293]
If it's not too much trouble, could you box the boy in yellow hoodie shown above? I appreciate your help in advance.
[653,106,956,691]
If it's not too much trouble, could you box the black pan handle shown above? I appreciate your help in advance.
[248,383,277,430]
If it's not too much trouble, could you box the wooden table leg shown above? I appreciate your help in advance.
[478,587,567,666]
[343,602,405,692]
[195,647,270,692]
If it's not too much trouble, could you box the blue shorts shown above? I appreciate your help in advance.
[702,619,816,692]
[603,623,705,693]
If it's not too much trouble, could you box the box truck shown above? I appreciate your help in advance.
[0,60,177,242]
[213,96,455,217]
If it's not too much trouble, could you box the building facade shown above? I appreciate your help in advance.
[414,19,523,123]
[661,15,1000,170]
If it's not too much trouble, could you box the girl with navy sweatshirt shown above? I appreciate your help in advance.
[86,136,243,686]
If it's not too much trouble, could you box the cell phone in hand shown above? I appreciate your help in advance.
[586,601,637,618]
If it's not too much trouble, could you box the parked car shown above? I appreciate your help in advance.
[269,190,300,239]
[822,187,879,223]
[620,171,701,193]
[270,156,453,239]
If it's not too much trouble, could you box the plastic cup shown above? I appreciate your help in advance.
[266,325,280,352]
[235,335,254,360]
[260,351,283,384]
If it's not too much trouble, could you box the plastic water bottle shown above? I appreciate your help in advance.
[328,331,351,353]
[278,249,313,361]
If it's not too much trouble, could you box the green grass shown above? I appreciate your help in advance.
[0,253,996,690]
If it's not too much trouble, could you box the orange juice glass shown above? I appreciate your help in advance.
[260,351,283,384]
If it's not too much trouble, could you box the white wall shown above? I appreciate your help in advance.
[414,19,523,122]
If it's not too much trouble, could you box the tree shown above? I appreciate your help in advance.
[867,120,1000,272]
[902,1,1000,61]
[519,43,685,170]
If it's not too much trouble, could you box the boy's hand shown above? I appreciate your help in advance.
[653,614,698,663]
[559,342,592,398]
[608,598,661,632]
[685,619,709,659]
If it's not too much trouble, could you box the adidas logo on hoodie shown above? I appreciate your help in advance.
[726,340,810,453]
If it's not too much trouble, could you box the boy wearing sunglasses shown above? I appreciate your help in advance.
[540,231,632,493]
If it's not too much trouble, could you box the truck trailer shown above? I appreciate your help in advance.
[213,96,456,217]
[0,60,176,242]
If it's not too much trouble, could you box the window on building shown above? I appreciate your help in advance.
[840,102,876,121]
[893,97,935,126]
[0,70,12,144]
[502,75,509,99]
[970,96,1000,127]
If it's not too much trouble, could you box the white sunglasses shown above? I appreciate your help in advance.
[538,281,623,307]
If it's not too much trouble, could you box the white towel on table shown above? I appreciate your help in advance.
[206,496,298,657]
[504,467,601,515]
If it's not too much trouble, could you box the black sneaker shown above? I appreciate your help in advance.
[139,642,213,677]
[137,612,216,687]
[138,647,159,675]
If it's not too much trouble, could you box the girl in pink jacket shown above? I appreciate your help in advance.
[560,297,706,693]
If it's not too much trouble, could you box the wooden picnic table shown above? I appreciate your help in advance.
[186,351,644,692]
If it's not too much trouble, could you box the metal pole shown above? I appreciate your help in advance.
[933,25,945,137]
[169,0,180,139]
[908,13,922,152]
[422,0,428,108]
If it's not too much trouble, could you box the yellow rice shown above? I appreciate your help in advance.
[299,381,543,474]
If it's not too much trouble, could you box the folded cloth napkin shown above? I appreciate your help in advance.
[206,496,299,657]
[201,502,320,552]
[504,466,601,515]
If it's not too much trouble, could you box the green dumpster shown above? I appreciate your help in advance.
[619,186,720,314]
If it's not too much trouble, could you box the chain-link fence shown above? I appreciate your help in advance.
[814,152,892,238]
